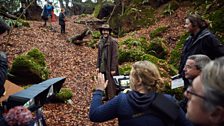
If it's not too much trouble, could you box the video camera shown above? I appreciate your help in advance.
[113,75,130,92]
[2,77,66,112]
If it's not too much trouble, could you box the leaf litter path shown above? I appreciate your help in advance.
[3,6,189,126]
[3,17,116,126]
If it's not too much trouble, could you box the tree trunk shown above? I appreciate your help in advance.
[0,12,18,20]
[59,0,65,9]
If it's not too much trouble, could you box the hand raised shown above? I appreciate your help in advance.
[95,73,108,91]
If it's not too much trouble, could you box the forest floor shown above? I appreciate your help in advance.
[2,5,190,126]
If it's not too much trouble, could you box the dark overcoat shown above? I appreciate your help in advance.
[179,28,224,87]
[96,36,119,99]
[59,12,65,26]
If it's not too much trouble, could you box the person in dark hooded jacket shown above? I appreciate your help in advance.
[179,14,224,89]
[89,61,193,126]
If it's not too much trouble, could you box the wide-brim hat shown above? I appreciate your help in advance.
[98,24,112,32]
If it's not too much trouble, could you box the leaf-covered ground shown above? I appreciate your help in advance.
[1,6,188,126]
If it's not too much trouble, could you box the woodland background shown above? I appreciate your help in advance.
[0,0,224,125]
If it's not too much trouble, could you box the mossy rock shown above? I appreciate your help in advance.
[163,1,179,16]
[9,48,49,85]
[118,48,145,64]
[150,26,168,39]
[147,37,169,59]
[91,31,101,39]
[119,63,132,75]
[119,37,150,52]
[87,39,98,48]
[18,19,30,27]
[93,4,101,17]
[5,19,30,27]
[118,6,155,34]
[169,33,189,68]
[208,8,224,33]
[55,88,73,103]
[142,54,177,77]
[119,37,151,64]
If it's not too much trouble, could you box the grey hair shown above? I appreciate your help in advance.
[188,54,211,70]
[201,57,224,111]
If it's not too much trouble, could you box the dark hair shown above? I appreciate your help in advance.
[186,14,209,29]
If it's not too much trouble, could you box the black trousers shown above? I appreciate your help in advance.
[60,24,65,33]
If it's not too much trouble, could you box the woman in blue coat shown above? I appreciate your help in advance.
[89,61,193,126]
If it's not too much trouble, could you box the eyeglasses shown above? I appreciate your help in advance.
[186,86,207,100]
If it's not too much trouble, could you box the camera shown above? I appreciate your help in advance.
[113,75,130,92]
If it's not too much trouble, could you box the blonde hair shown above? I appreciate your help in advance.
[130,61,163,92]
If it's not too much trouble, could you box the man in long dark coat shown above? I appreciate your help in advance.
[96,24,119,100]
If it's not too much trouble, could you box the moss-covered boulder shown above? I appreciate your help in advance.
[119,37,150,51]
[147,37,169,59]
[5,19,30,27]
[87,39,98,49]
[142,54,177,77]
[119,48,145,64]
[119,63,132,75]
[119,37,149,64]
[150,26,168,39]
[9,48,49,84]
[91,31,101,39]
[207,7,224,44]
[55,88,73,103]
[208,8,224,33]
[120,6,155,34]
[163,1,179,16]
[109,3,155,35]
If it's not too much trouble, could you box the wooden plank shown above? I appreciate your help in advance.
[0,80,24,102]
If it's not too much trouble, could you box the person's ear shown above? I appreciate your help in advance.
[209,106,224,124]
[137,77,142,85]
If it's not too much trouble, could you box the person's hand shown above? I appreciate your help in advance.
[95,73,108,91]
[111,71,116,75]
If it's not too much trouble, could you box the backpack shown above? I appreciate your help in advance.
[123,93,179,126]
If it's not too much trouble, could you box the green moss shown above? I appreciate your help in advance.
[55,88,73,102]
[27,48,46,66]
[93,4,101,17]
[147,37,169,59]
[150,26,168,39]
[119,37,149,52]
[208,8,224,33]
[142,54,177,77]
[10,48,49,84]
[119,63,132,75]
[119,6,155,33]
[87,39,98,48]
[91,31,101,39]
[119,48,145,64]
[162,82,184,100]
[163,1,179,16]
[169,33,189,68]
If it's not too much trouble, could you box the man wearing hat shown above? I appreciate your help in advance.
[96,24,119,100]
